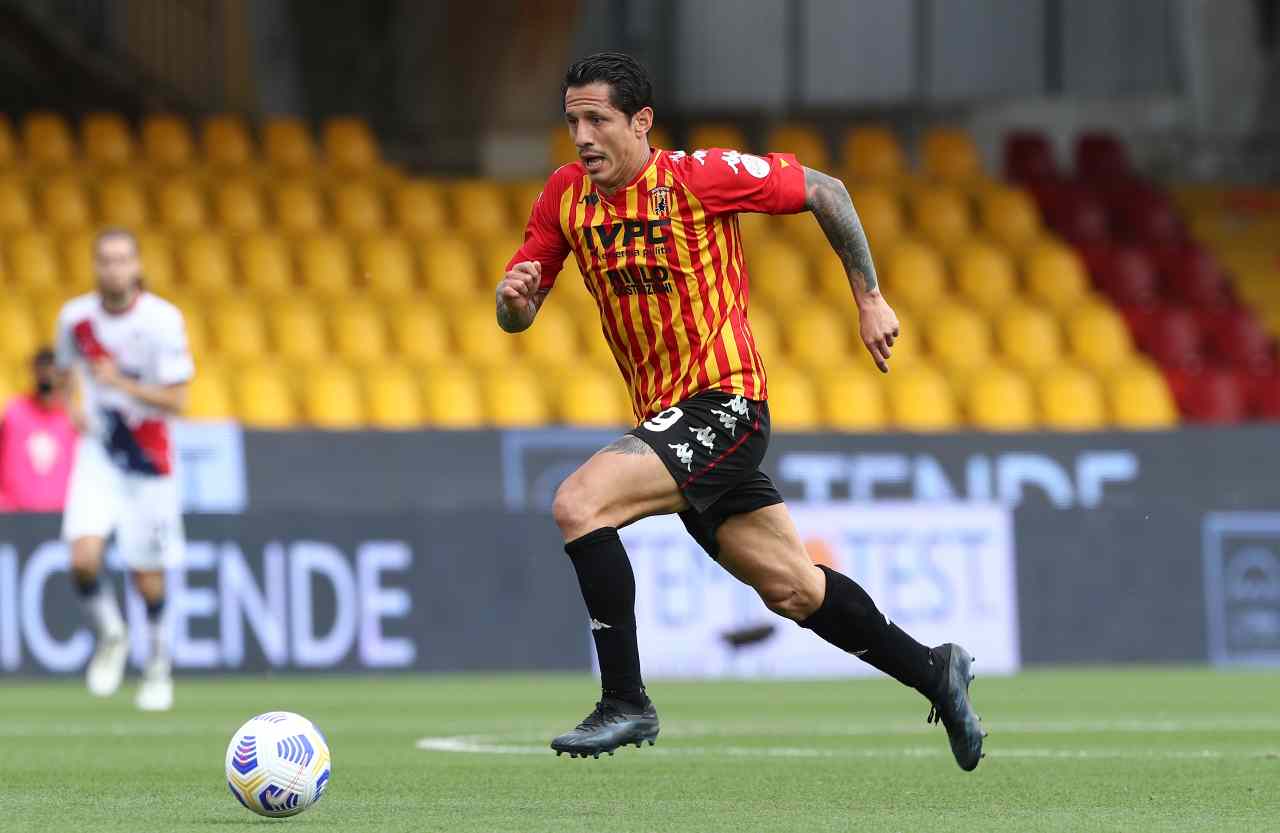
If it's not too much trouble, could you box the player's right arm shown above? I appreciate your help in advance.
[496,168,573,334]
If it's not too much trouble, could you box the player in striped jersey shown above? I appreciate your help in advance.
[498,52,985,769]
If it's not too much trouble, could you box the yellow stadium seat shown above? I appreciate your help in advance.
[1025,242,1089,312]
[849,185,904,250]
[482,366,551,427]
[912,186,973,252]
[819,367,888,431]
[332,181,386,234]
[135,231,177,294]
[390,300,450,366]
[61,230,97,293]
[40,176,91,230]
[455,301,515,368]
[297,234,353,297]
[981,186,1041,251]
[202,115,253,167]
[449,180,510,238]
[357,234,417,297]
[262,117,316,171]
[884,240,946,315]
[953,242,1017,317]
[887,363,958,431]
[393,180,448,237]
[0,178,32,229]
[921,128,981,182]
[1067,304,1134,373]
[1038,364,1106,430]
[238,232,294,296]
[766,364,821,430]
[0,300,38,360]
[511,302,578,367]
[775,209,830,256]
[179,232,234,295]
[214,178,265,232]
[0,115,16,167]
[364,365,423,428]
[26,291,64,344]
[332,301,389,363]
[323,117,380,173]
[747,306,782,363]
[269,297,328,361]
[785,304,852,371]
[577,310,621,370]
[23,112,75,166]
[272,181,325,234]
[235,364,297,428]
[208,298,269,361]
[557,368,630,427]
[420,236,482,301]
[812,257,852,307]
[1108,360,1178,429]
[6,231,60,293]
[303,365,365,429]
[155,177,208,230]
[165,291,209,358]
[478,233,524,287]
[97,176,149,226]
[766,125,829,168]
[142,115,194,168]
[507,180,545,223]
[842,126,904,181]
[549,127,577,167]
[750,239,811,312]
[185,363,233,421]
[688,123,748,152]
[81,113,134,166]
[997,303,1062,374]
[925,302,991,377]
[422,365,484,427]
[966,364,1036,430]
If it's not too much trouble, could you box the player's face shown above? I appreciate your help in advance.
[564,82,652,191]
[94,235,142,297]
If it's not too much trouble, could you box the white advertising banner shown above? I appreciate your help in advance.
[619,502,1019,679]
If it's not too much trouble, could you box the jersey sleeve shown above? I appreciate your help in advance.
[505,171,574,291]
[670,148,807,216]
[153,308,195,385]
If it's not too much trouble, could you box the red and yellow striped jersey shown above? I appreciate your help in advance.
[508,147,806,421]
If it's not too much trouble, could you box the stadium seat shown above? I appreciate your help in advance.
[1165,366,1246,424]
[235,364,298,428]
[1025,242,1090,312]
[687,123,748,152]
[921,128,981,182]
[1038,364,1107,430]
[82,113,134,166]
[784,304,852,370]
[202,115,254,167]
[297,234,354,297]
[179,232,235,296]
[775,209,831,256]
[420,235,482,301]
[1044,187,1109,244]
[364,364,423,428]
[238,232,294,296]
[142,115,195,168]
[750,240,811,312]
[272,181,325,234]
[747,306,783,363]
[819,367,888,431]
[887,364,958,431]
[0,115,16,167]
[1108,360,1178,428]
[953,242,1018,317]
[1165,248,1231,307]
[842,126,904,181]
[1112,190,1181,245]
[1144,306,1205,369]
[511,302,578,368]
[479,233,525,287]
[912,186,973,252]
[766,364,821,430]
[61,230,97,293]
[208,298,268,361]
[967,364,1037,430]
[997,304,1063,374]
[6,231,60,294]
[0,301,38,361]
[558,368,631,427]
[848,185,904,251]
[1003,131,1056,182]
[155,177,208,230]
[185,362,233,421]
[482,365,551,427]
[1067,303,1135,373]
[332,301,389,363]
[422,365,485,427]
[456,301,516,367]
[357,234,417,297]
[506,180,546,223]
[765,125,829,168]
[1075,132,1130,181]
[262,117,316,172]
[390,300,450,365]
[925,302,992,377]
[1200,306,1275,370]
[1250,372,1280,419]
[323,117,380,173]
[332,181,387,234]
[269,297,328,361]
[449,181,510,238]
[1094,245,1159,306]
[214,178,266,232]
[548,127,577,167]
[23,112,75,166]
[40,176,91,230]
[883,241,946,315]
[393,180,448,237]
[981,186,1042,251]
[303,365,365,429]
[135,230,177,293]
[0,178,31,229]
[97,176,150,226]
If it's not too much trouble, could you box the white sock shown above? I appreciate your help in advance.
[147,608,170,668]
[82,582,125,640]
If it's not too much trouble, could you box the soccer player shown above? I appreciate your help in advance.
[498,53,985,769]
[56,228,194,712]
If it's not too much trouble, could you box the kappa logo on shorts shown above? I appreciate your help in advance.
[724,395,749,417]
[668,442,694,470]
[711,409,738,436]
[690,425,716,451]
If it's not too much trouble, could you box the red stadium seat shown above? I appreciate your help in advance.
[1143,306,1205,370]
[1075,132,1131,181]
[1003,131,1056,182]
[1164,366,1247,424]
[1044,187,1109,245]
[1163,248,1231,307]
[1095,247,1160,307]
[1198,306,1276,370]
[1251,373,1280,419]
[1111,190,1182,245]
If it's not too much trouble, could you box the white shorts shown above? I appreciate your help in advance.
[61,436,185,570]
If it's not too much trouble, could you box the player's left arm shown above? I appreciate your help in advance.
[803,166,899,373]
[92,307,194,415]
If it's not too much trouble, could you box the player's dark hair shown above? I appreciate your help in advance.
[563,51,654,119]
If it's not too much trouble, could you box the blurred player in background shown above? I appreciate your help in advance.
[498,53,985,769]
[56,228,194,712]
[0,347,76,511]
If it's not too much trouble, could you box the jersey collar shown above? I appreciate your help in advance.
[595,148,660,204]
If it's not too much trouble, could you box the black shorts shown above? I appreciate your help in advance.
[628,390,783,558]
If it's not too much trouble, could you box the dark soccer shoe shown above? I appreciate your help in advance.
[551,697,660,759]
[926,643,987,771]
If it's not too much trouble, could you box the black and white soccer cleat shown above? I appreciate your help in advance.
[926,643,987,771]
[551,697,660,759]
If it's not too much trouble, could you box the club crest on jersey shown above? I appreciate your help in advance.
[648,186,672,217]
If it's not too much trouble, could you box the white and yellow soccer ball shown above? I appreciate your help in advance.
[225,711,331,818]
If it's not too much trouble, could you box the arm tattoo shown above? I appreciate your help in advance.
[803,167,879,294]
[495,287,550,333]
[600,435,654,456]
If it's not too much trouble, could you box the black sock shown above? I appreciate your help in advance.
[145,597,165,623]
[72,572,101,598]
[565,527,647,708]
[801,565,942,699]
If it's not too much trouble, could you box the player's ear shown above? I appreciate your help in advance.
[632,107,654,139]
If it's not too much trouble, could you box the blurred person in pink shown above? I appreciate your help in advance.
[0,347,76,511]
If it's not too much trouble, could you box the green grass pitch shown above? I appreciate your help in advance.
[3,668,1278,832]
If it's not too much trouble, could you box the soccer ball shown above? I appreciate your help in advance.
[225,711,331,817]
